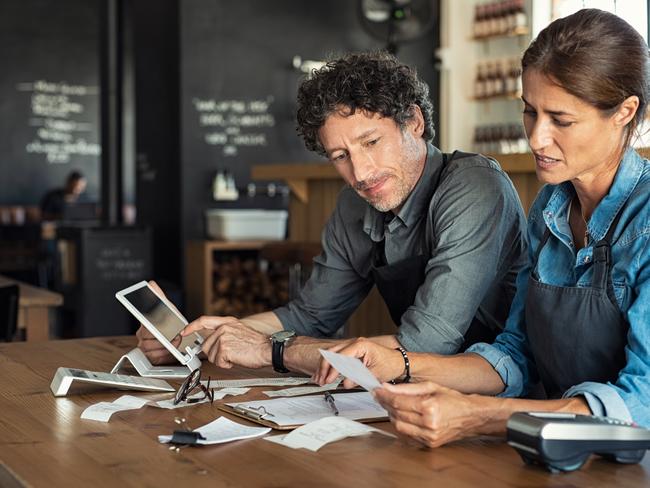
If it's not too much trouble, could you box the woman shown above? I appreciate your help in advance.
[314,8,650,447]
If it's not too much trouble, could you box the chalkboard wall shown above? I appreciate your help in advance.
[0,0,101,205]
[180,0,440,239]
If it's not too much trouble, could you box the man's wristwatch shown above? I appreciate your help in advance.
[270,330,296,373]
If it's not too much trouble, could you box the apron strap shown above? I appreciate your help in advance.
[592,208,625,295]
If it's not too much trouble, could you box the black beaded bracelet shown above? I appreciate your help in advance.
[395,346,411,383]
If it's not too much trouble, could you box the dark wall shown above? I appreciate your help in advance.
[180,0,441,240]
[0,0,101,205]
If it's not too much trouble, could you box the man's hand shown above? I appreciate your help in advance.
[373,382,486,448]
[181,316,271,369]
[313,338,405,387]
[135,280,179,365]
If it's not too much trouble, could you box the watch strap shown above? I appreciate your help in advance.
[272,338,290,373]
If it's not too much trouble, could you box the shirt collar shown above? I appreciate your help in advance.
[543,147,646,241]
[363,143,443,241]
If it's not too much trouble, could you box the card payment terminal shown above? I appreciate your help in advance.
[507,412,650,472]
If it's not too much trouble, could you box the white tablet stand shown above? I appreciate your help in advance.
[111,348,199,379]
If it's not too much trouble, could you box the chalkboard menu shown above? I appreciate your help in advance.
[0,0,101,205]
[179,0,439,239]
[58,226,152,337]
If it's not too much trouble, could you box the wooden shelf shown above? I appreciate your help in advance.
[472,91,521,102]
[486,152,535,173]
[251,162,337,181]
[471,26,529,41]
[185,240,275,319]
[198,240,271,251]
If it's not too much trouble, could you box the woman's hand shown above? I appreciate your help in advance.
[312,338,405,387]
[373,381,492,448]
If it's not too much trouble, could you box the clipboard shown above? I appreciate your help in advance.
[218,392,389,430]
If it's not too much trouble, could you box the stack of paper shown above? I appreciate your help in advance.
[224,391,387,427]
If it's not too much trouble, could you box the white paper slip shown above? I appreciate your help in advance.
[226,391,387,427]
[202,377,312,388]
[319,349,381,391]
[158,416,271,445]
[81,391,222,421]
[81,395,150,422]
[263,379,342,398]
[265,416,394,451]
[213,387,250,399]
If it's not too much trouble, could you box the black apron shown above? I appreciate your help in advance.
[369,151,498,351]
[525,211,628,399]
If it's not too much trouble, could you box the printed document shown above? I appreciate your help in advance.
[226,391,387,427]
[319,349,381,391]
[265,416,394,451]
[158,417,270,445]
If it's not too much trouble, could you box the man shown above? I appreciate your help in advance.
[40,170,88,221]
[138,51,527,377]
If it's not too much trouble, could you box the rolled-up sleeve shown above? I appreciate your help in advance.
[563,382,632,421]
[397,165,527,353]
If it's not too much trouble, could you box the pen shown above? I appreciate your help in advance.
[324,391,339,416]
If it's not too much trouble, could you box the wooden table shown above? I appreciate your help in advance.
[0,275,62,341]
[1,337,649,487]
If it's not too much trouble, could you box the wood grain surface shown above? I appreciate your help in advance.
[1,337,648,487]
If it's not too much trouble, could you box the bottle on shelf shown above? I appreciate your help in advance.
[513,60,523,95]
[473,56,522,100]
[498,1,510,36]
[484,61,496,98]
[486,3,498,37]
[494,60,506,96]
[474,63,486,99]
[505,58,517,95]
[514,0,527,31]
[472,0,528,39]
[473,5,485,39]
[473,123,530,155]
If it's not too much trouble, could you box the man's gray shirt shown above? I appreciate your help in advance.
[274,144,528,354]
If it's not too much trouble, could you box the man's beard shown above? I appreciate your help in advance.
[357,174,412,212]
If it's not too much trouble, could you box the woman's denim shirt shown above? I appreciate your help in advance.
[468,148,650,425]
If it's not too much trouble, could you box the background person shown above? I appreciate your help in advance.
[40,170,87,221]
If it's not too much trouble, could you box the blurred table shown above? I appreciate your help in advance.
[1,336,649,487]
[0,274,62,341]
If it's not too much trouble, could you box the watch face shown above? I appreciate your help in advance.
[272,330,296,342]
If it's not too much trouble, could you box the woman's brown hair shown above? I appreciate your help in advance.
[522,8,650,148]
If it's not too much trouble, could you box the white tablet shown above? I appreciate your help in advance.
[116,281,202,370]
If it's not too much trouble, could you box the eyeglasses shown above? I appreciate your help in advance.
[173,368,214,405]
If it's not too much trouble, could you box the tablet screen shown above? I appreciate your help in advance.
[124,286,197,352]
